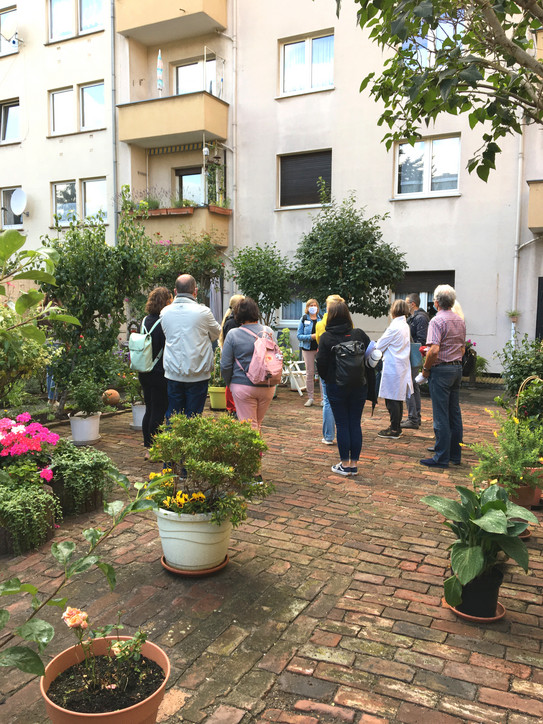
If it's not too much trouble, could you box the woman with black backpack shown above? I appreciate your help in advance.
[316,300,376,477]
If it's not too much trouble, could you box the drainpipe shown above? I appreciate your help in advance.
[510,121,525,343]
[231,0,238,260]
[110,0,118,239]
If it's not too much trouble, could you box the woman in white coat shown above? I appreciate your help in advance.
[375,299,413,439]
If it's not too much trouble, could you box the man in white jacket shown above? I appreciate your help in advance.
[160,274,220,418]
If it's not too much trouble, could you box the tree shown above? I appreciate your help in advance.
[294,192,406,316]
[336,0,543,180]
[228,243,294,326]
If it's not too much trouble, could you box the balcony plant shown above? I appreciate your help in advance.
[0,471,170,719]
[422,482,538,618]
[208,345,227,410]
[146,413,272,572]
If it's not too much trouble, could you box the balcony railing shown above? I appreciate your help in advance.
[117,92,228,148]
[115,0,227,45]
[139,206,230,247]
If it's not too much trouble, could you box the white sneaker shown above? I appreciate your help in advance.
[331,463,351,476]
[321,400,325,407]
[304,398,314,407]
[321,438,335,445]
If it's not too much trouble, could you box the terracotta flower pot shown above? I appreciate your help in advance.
[40,636,170,723]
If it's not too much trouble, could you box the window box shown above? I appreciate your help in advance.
[146,207,194,217]
[208,204,231,216]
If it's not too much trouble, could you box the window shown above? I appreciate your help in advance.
[176,58,220,97]
[402,16,465,68]
[83,178,106,219]
[281,298,304,324]
[281,33,334,95]
[53,181,76,224]
[175,167,204,206]
[394,270,455,317]
[49,0,104,41]
[396,136,460,197]
[279,150,331,207]
[1,188,23,228]
[80,82,104,129]
[1,100,19,142]
[0,8,18,55]
[51,88,74,134]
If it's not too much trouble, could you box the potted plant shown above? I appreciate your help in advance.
[121,368,146,429]
[169,197,197,215]
[507,309,520,324]
[147,414,273,572]
[277,328,303,391]
[0,471,170,720]
[0,414,62,554]
[469,410,543,507]
[208,345,227,410]
[422,483,538,619]
[68,379,104,446]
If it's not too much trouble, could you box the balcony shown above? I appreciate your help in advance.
[527,180,543,233]
[115,0,227,45]
[140,206,230,247]
[117,92,228,148]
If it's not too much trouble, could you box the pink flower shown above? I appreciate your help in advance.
[62,607,89,629]
[0,418,15,431]
[39,468,53,482]
[16,413,32,423]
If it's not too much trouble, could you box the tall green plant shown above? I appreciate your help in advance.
[496,335,543,398]
[228,243,293,326]
[294,191,406,316]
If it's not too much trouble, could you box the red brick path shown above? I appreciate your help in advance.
[1,387,542,723]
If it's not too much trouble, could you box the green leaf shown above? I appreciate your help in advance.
[67,555,99,577]
[96,562,116,591]
[19,583,38,596]
[506,501,538,523]
[497,535,529,572]
[0,609,9,630]
[51,541,76,565]
[104,500,124,519]
[450,542,485,584]
[476,164,490,182]
[443,574,463,607]
[46,597,68,609]
[82,528,105,547]
[456,486,479,512]
[12,271,56,285]
[0,646,45,676]
[473,509,508,534]
[0,229,26,262]
[15,620,55,653]
[0,578,22,596]
[19,325,46,344]
[421,495,469,522]
[47,313,80,325]
[15,290,44,315]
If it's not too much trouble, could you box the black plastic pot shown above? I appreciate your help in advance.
[457,567,504,618]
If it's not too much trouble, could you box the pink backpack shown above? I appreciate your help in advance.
[236,327,283,386]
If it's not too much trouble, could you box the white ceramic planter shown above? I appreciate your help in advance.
[68,412,101,446]
[155,508,232,571]
[131,403,146,429]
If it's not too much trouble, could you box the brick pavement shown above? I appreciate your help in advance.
[1,386,543,723]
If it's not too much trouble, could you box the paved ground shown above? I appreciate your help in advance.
[2,385,543,724]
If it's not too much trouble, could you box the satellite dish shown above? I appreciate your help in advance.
[11,188,27,216]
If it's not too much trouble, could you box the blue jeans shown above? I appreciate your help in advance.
[326,382,367,462]
[166,379,209,420]
[428,364,463,465]
[320,380,335,443]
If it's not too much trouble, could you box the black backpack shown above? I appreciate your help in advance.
[332,340,366,387]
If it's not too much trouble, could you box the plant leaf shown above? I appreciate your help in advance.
[506,501,538,523]
[96,562,116,591]
[0,646,45,675]
[0,609,9,630]
[473,509,508,534]
[0,229,26,262]
[51,541,76,565]
[12,271,56,285]
[19,325,46,344]
[443,574,463,607]
[450,542,485,584]
[15,620,55,653]
[46,597,68,609]
[15,291,44,315]
[67,555,99,577]
[497,535,529,572]
[46,313,80,325]
[421,495,469,522]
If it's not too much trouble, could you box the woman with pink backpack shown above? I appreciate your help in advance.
[220,297,282,432]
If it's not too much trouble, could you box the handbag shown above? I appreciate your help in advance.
[409,342,422,368]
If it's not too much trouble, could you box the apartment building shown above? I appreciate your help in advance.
[1,1,542,368]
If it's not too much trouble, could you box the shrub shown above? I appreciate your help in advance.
[0,482,61,554]
[496,335,543,397]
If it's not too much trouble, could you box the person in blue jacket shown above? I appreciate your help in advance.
[297,298,322,407]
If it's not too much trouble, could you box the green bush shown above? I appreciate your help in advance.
[50,440,114,515]
[496,335,543,397]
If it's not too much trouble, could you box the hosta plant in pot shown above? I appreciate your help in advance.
[0,470,169,721]
[469,410,543,508]
[208,345,227,410]
[422,483,538,619]
[147,413,273,572]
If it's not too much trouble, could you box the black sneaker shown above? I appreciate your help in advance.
[348,467,358,476]
[400,420,419,429]
[331,463,351,476]
[378,428,402,439]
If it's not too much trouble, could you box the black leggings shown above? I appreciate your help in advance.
[139,373,168,448]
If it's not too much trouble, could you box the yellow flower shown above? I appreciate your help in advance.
[162,497,172,508]
[191,492,206,501]
[493,430,498,438]
[162,468,172,474]
[489,479,498,485]
[513,416,519,424]
[469,473,474,478]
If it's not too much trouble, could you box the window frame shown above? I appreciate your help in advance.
[175,166,205,206]
[52,180,77,226]
[0,99,19,143]
[0,7,18,56]
[80,81,105,130]
[394,135,461,199]
[82,177,107,220]
[175,57,218,97]
[280,298,305,327]
[1,187,23,229]
[49,0,104,42]
[278,150,332,208]
[279,32,334,97]
[50,87,75,135]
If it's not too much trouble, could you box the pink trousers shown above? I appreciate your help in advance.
[230,383,275,431]
[302,349,318,398]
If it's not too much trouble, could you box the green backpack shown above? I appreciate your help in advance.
[128,319,163,372]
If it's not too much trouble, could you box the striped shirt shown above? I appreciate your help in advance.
[426,310,466,363]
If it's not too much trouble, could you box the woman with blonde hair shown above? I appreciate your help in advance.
[315,294,345,444]
[219,294,244,415]
[297,298,322,406]
[375,299,413,439]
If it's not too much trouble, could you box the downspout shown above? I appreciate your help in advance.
[231,0,238,259]
[510,120,525,343]
[110,0,118,239]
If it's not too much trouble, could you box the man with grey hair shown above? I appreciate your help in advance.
[401,293,429,430]
[419,284,466,468]
[160,274,220,419]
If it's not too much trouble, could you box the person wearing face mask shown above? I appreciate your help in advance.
[297,299,322,407]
